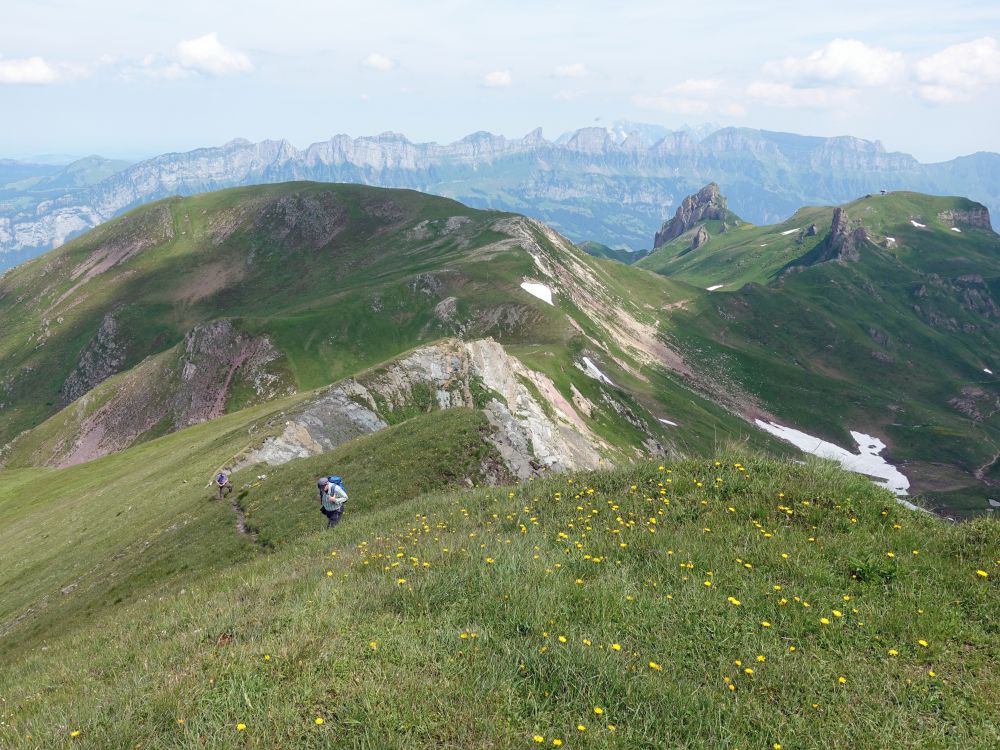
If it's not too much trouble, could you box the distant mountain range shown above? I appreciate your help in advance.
[1,124,999,270]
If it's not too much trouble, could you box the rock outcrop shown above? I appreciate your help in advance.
[60,312,127,404]
[813,208,867,263]
[690,225,710,250]
[937,206,992,230]
[238,338,608,479]
[654,183,730,247]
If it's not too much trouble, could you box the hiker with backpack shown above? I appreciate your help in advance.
[318,475,348,528]
[216,470,233,499]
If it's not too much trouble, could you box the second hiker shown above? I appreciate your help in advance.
[318,475,349,528]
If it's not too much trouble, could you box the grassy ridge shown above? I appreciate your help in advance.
[1,439,997,748]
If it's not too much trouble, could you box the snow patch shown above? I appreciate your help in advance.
[658,418,678,427]
[950,227,962,232]
[780,228,799,236]
[706,284,724,291]
[520,281,553,306]
[755,420,912,499]
[910,220,926,228]
[984,368,994,375]
[988,498,1000,509]
[577,356,615,386]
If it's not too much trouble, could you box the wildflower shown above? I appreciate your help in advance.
[977,570,989,578]
[888,649,899,656]
[582,639,592,646]
[928,670,936,677]
[649,660,663,671]
[553,740,563,746]
[788,646,796,652]
[838,676,846,684]
[756,655,766,662]
[236,724,247,731]
[918,639,929,648]
[744,668,754,675]
[820,617,830,625]
[611,643,622,651]
[70,731,81,738]
[832,610,843,618]
[369,641,378,650]
[594,707,604,715]
[577,724,586,732]
[315,718,324,725]
[607,724,617,731]
[703,580,712,587]
[761,621,772,628]
[326,570,333,577]
[263,654,271,661]
[485,557,495,564]
[177,719,184,725]
[558,635,568,643]
[397,578,407,585]
[533,735,545,743]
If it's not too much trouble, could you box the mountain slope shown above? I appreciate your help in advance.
[641,187,1000,514]
[3,126,1000,268]
[0,182,782,477]
[1,423,997,748]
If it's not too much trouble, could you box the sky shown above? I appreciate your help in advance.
[2,0,999,163]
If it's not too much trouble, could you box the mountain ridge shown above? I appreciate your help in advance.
[3,124,999,269]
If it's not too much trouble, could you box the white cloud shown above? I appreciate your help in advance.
[482,69,511,88]
[915,36,1000,102]
[633,78,743,117]
[0,55,67,84]
[175,32,252,76]
[363,53,395,72]
[746,81,853,108]
[765,38,905,87]
[554,88,587,101]
[553,62,587,78]
[671,78,722,95]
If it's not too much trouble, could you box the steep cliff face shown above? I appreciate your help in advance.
[654,184,732,247]
[813,207,867,263]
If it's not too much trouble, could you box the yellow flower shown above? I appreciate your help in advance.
[756,655,766,662]
[70,731,81,738]
[611,643,622,651]
[577,724,586,731]
[888,649,899,656]
[744,668,754,675]
[236,724,247,731]
[761,621,772,628]
[558,635,568,643]
[533,735,545,743]
[820,617,830,625]
[315,717,324,725]
[976,570,989,578]
[832,610,843,618]
[838,676,846,684]
[918,639,929,648]
[607,724,617,731]
[703,580,712,587]
[774,744,782,750]
[263,654,271,661]
[594,706,604,715]
[326,570,333,577]
[649,660,663,671]
[397,578,407,585]
[177,719,184,725]
[553,740,563,747]
[369,641,378,649]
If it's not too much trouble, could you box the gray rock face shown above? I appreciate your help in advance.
[815,207,866,263]
[238,338,607,479]
[60,312,127,404]
[654,183,728,247]
[690,225,710,250]
[937,207,992,230]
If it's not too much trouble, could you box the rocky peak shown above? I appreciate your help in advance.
[814,207,867,263]
[654,183,729,247]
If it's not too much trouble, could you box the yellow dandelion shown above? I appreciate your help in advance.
[649,660,663,671]
[976,570,989,578]
[326,570,333,577]
[577,724,586,732]
[594,706,604,715]
[607,724,617,732]
[611,643,622,651]
[397,577,407,585]
[177,719,184,726]
[888,649,899,656]
[369,641,378,649]
[263,654,271,661]
[533,735,545,743]
[70,730,81,738]
[838,676,847,684]
[558,635,568,643]
[236,724,247,731]
[553,739,563,747]
[314,717,324,726]
[918,639,929,648]
[832,610,843,618]
[820,617,830,625]
[761,621,772,628]
[744,668,754,675]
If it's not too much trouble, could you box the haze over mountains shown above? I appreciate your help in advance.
[2,122,999,270]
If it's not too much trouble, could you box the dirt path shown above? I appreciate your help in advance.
[228,494,260,544]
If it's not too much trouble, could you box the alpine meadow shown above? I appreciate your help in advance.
[2,2,1000,749]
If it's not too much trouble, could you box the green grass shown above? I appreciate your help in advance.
[0,433,997,748]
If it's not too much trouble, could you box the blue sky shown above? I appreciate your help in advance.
[2,0,999,161]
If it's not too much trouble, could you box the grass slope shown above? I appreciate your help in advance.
[0,437,997,748]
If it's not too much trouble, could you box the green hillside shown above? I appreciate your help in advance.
[0,407,997,748]
[638,190,1000,515]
